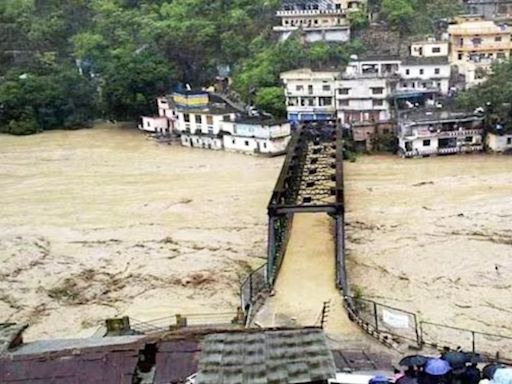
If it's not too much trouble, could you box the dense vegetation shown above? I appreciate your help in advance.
[0,0,495,136]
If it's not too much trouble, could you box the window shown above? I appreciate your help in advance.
[339,88,350,95]
[206,115,213,125]
[322,85,331,91]
[458,53,463,60]
[405,69,410,75]
[465,136,473,143]
[419,68,424,75]
[147,121,150,127]
[308,85,313,94]
[371,87,384,95]
[244,140,249,146]
[434,68,440,75]
[184,113,190,122]
[263,143,267,149]
[339,100,349,107]
[383,128,390,134]
[373,99,384,107]
[497,52,506,59]
[432,47,441,53]
[459,38,464,46]
[495,36,502,42]
[232,138,236,144]
[196,115,202,124]
[296,85,304,92]
[423,140,431,147]
[507,138,512,145]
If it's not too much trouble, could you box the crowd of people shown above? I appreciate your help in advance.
[389,352,511,384]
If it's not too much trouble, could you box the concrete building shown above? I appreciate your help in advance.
[460,0,512,20]
[394,91,484,157]
[448,18,512,86]
[410,39,449,57]
[280,68,339,123]
[486,131,512,152]
[139,97,177,134]
[398,57,451,95]
[336,56,400,124]
[273,0,366,43]
[222,117,291,156]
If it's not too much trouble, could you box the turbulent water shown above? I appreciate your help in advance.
[1,126,511,353]
[0,124,282,340]
[345,155,512,353]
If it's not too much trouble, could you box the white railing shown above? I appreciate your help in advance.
[276,9,345,16]
[403,144,483,157]
[406,129,483,138]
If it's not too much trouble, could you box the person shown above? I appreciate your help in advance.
[462,363,481,384]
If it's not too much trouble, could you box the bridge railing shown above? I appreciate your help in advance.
[240,264,269,325]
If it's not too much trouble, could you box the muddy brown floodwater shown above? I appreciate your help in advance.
[345,155,512,352]
[0,124,282,340]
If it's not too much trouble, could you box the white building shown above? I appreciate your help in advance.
[159,90,291,156]
[486,131,512,152]
[397,57,451,95]
[336,57,400,124]
[222,118,291,155]
[397,108,484,157]
[410,40,449,57]
[273,0,366,43]
[280,68,339,123]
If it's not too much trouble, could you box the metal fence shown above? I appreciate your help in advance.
[421,321,512,363]
[349,296,421,345]
[240,264,268,318]
[130,312,242,334]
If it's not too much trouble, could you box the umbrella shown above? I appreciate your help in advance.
[425,358,452,376]
[399,355,428,367]
[397,376,418,384]
[483,364,504,380]
[369,375,390,384]
[442,351,468,370]
[492,368,512,384]
[465,352,486,364]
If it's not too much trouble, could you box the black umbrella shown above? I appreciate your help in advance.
[483,363,504,380]
[399,355,429,367]
[464,352,486,364]
[442,351,467,369]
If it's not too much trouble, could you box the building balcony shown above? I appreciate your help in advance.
[454,43,512,52]
[402,144,484,157]
[276,9,345,17]
[405,128,483,139]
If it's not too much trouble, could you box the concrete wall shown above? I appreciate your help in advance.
[176,112,234,135]
[486,133,512,152]
[398,64,450,94]
[140,117,169,133]
[181,135,223,150]
[411,42,449,57]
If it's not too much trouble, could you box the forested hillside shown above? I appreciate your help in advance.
[0,0,465,135]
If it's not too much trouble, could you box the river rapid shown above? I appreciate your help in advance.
[0,124,281,340]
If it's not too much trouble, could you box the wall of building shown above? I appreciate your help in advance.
[181,135,223,150]
[176,112,234,135]
[140,117,170,133]
[223,135,290,155]
[411,42,449,57]
[486,132,512,152]
[398,64,450,94]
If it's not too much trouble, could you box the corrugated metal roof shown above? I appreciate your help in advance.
[196,328,336,384]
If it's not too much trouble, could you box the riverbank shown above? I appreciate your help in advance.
[0,123,282,340]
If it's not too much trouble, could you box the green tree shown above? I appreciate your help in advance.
[254,87,286,118]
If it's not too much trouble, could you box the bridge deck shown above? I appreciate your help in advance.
[255,214,360,339]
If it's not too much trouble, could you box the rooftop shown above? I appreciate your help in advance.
[398,108,483,124]
[173,92,242,115]
[196,328,336,384]
[448,20,509,34]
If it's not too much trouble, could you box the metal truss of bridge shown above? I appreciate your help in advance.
[266,122,348,293]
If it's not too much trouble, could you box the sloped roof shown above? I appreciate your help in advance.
[196,328,336,384]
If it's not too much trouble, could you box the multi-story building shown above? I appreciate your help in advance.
[397,57,451,95]
[486,131,512,152]
[460,0,512,20]
[448,17,512,86]
[280,68,339,123]
[394,91,484,157]
[141,90,291,156]
[410,39,449,58]
[336,56,400,124]
[273,0,366,43]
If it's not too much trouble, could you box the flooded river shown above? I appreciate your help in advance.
[345,155,512,348]
[1,126,511,351]
[0,124,281,340]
